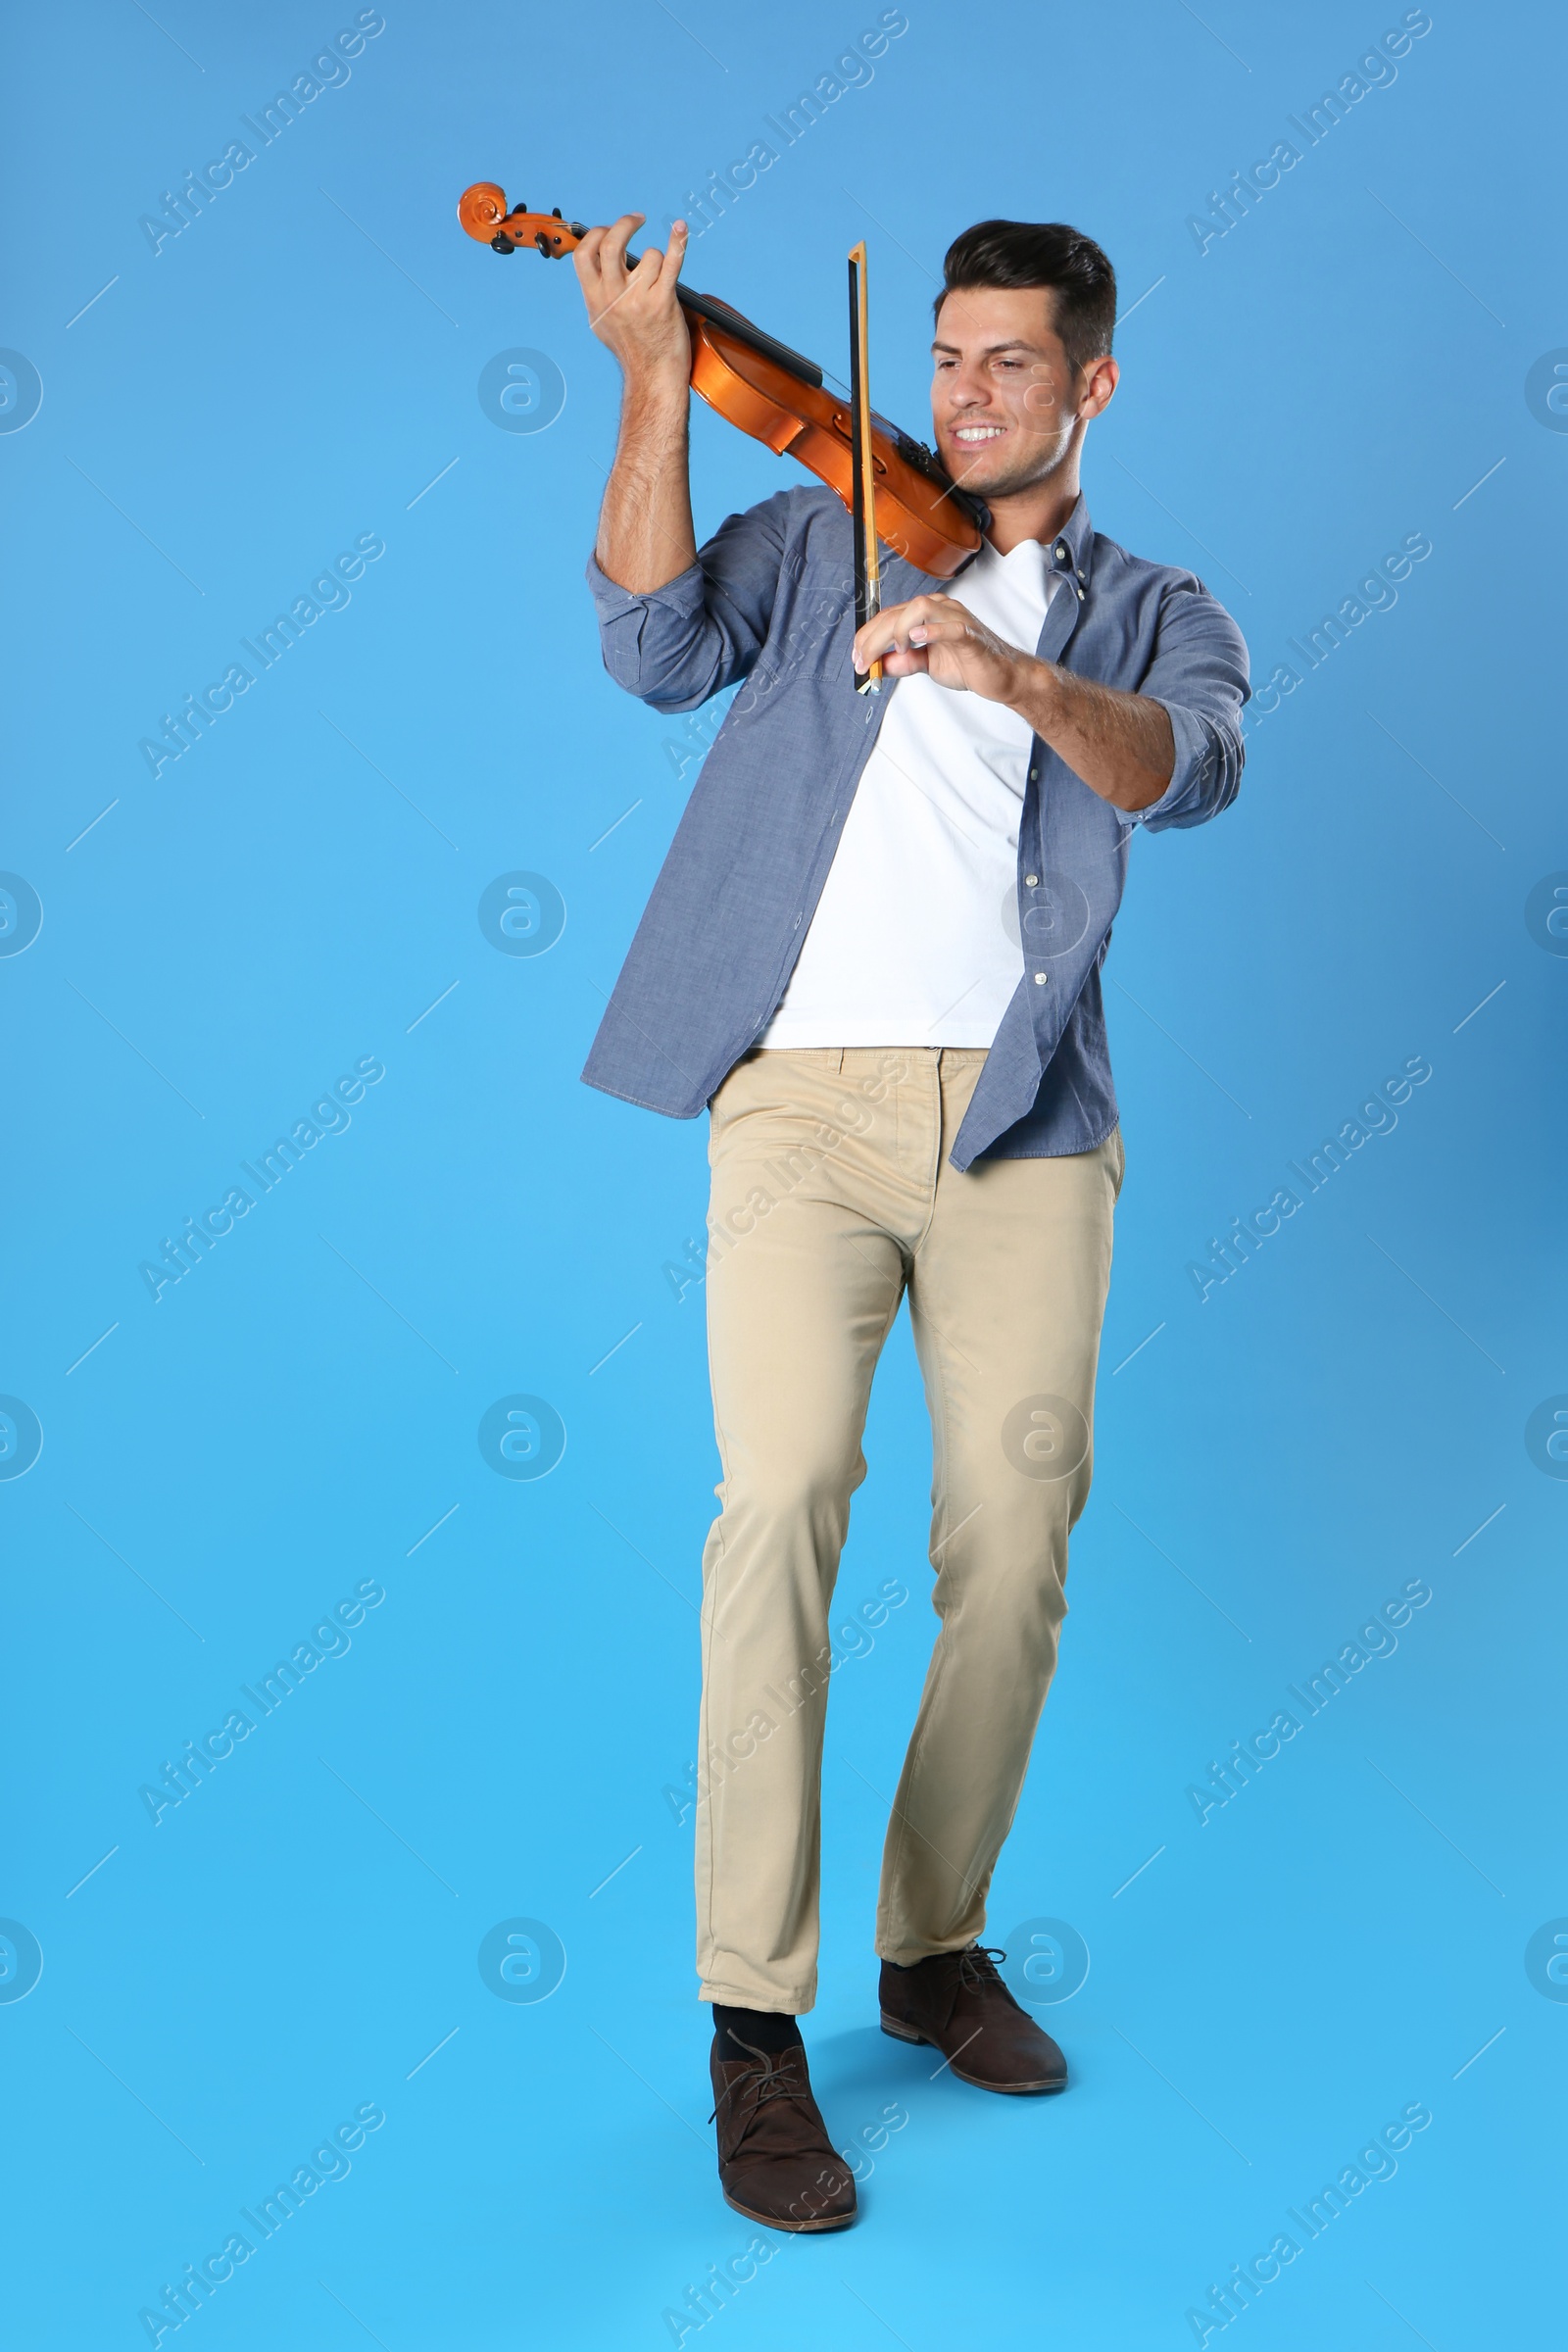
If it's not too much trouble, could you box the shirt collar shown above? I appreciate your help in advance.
[946,492,1094,598]
[1045,493,1094,601]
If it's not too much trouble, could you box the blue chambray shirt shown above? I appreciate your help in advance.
[582,484,1249,1170]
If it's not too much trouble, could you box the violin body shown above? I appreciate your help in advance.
[458,185,985,578]
[682,310,983,579]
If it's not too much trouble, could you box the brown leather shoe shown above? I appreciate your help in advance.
[709,2037,858,2231]
[880,1943,1068,2094]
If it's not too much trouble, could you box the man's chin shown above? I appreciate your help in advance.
[940,441,1060,501]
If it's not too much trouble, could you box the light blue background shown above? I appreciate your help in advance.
[3,3,1563,2345]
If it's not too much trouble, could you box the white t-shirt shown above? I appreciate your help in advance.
[759,536,1061,1048]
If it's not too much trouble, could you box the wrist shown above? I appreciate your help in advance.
[1006,653,1061,729]
[620,352,692,410]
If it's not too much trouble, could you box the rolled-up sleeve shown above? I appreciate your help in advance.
[1127,577,1250,832]
[586,491,793,714]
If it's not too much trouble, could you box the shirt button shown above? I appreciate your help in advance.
[1034,971,1049,986]
[1075,587,1085,601]
[1024,873,1039,887]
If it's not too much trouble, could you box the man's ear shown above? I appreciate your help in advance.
[1080,356,1118,419]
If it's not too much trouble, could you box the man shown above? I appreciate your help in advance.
[572,213,1248,2231]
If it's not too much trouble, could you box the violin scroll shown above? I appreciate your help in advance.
[458,184,586,259]
[457,182,510,242]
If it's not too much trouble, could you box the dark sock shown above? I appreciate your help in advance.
[712,2004,803,2062]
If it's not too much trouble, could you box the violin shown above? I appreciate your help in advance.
[456,185,986,581]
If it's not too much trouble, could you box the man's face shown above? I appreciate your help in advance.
[930,285,1113,497]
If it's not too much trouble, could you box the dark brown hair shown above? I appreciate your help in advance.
[936,220,1117,379]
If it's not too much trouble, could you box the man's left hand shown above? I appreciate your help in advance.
[852,594,1034,706]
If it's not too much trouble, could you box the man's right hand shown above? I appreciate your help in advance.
[573,213,691,386]
[578,213,698,594]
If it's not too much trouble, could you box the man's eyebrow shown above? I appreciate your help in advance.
[930,336,1048,357]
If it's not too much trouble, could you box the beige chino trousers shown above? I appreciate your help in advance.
[696,1046,1123,2013]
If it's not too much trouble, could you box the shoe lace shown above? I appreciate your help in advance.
[956,1943,1009,1994]
[709,2039,815,2138]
